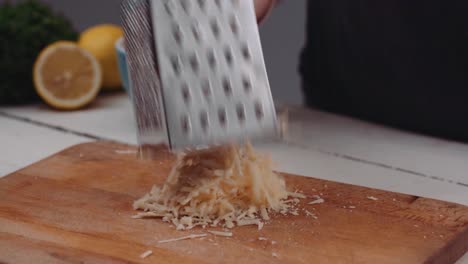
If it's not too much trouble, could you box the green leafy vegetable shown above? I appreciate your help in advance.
[0,0,78,104]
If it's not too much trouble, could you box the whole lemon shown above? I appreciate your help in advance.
[78,24,123,90]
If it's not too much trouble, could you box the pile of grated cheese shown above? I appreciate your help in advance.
[133,143,304,230]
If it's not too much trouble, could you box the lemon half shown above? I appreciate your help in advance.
[33,41,102,110]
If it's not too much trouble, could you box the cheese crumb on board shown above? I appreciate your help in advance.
[208,230,233,237]
[308,195,324,205]
[139,250,153,259]
[157,234,207,244]
[133,143,303,230]
[258,221,264,231]
[304,210,318,219]
[367,196,378,201]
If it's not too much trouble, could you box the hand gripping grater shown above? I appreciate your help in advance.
[121,0,277,153]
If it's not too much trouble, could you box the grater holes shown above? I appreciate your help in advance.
[241,43,251,61]
[172,24,182,45]
[218,107,227,127]
[181,83,190,104]
[202,79,212,99]
[189,53,199,73]
[242,76,252,93]
[229,15,239,35]
[224,47,233,67]
[181,0,191,13]
[236,103,246,123]
[164,1,174,16]
[210,19,220,39]
[192,23,201,42]
[207,49,217,69]
[214,0,222,9]
[197,0,206,10]
[200,111,209,131]
[222,78,232,97]
[254,100,264,120]
[181,115,191,134]
[170,55,181,75]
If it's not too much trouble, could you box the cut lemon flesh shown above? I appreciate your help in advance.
[34,41,102,110]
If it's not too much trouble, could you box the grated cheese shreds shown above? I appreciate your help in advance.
[308,195,324,205]
[208,230,233,237]
[305,210,318,219]
[157,234,207,244]
[139,250,153,259]
[133,143,302,230]
[257,221,264,231]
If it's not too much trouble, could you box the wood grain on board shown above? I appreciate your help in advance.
[0,141,467,264]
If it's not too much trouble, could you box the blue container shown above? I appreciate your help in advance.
[115,37,131,96]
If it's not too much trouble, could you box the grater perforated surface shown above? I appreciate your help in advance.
[150,0,277,149]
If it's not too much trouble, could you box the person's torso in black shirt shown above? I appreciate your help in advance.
[299,0,468,141]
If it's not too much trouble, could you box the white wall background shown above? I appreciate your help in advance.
[29,0,307,105]
[260,1,306,105]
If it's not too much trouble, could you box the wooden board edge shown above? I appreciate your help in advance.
[425,227,468,264]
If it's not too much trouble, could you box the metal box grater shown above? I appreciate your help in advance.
[122,0,277,151]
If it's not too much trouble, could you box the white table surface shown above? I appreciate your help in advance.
[1,93,467,263]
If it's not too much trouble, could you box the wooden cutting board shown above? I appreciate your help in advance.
[0,141,467,264]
